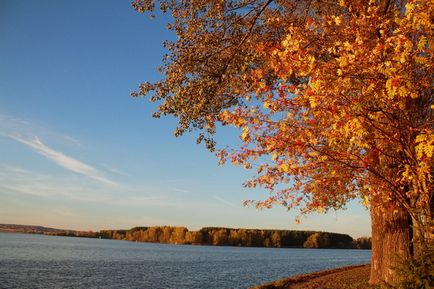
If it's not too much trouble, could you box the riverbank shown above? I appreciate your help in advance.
[0,224,371,249]
[250,264,371,289]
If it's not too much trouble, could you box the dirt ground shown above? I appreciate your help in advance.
[250,264,371,289]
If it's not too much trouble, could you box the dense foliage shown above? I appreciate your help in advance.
[99,226,359,249]
[388,244,434,289]
[353,237,372,250]
[132,0,433,233]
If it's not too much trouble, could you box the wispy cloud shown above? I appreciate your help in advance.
[213,195,237,207]
[102,164,128,176]
[8,135,117,186]
[0,113,211,210]
[0,113,118,186]
[0,164,109,199]
[62,135,81,146]
[0,164,209,210]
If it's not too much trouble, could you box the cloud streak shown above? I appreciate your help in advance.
[0,113,118,186]
[0,165,210,210]
[8,134,117,186]
[102,164,128,176]
[213,195,237,207]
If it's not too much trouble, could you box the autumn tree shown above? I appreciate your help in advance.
[271,231,282,247]
[353,237,372,249]
[185,230,204,244]
[213,228,230,245]
[170,226,188,244]
[303,232,330,248]
[132,0,433,284]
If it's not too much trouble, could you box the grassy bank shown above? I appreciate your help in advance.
[250,264,371,289]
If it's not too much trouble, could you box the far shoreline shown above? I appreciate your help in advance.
[1,230,372,253]
[0,223,372,250]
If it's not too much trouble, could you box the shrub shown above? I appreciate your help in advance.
[388,244,434,289]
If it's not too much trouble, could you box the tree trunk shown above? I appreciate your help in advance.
[370,196,411,284]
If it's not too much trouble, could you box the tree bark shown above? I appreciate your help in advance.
[370,196,411,284]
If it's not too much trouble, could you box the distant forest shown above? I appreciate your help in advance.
[98,226,371,249]
[0,224,371,249]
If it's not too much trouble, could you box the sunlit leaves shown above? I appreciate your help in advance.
[133,0,433,233]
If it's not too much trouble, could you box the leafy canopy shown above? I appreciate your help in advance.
[132,0,433,231]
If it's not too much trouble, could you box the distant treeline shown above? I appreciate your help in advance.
[0,224,371,249]
[0,224,70,234]
[97,226,371,249]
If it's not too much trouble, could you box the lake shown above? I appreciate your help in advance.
[0,232,370,289]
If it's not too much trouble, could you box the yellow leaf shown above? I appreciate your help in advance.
[362,196,370,207]
[417,36,427,51]
[309,96,317,108]
[279,163,290,172]
[241,126,250,142]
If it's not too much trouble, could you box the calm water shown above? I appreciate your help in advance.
[0,232,370,289]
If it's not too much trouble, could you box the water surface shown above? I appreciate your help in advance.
[0,232,370,288]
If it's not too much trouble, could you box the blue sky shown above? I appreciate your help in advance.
[0,0,370,237]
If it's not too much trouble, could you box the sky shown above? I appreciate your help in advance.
[0,0,371,238]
